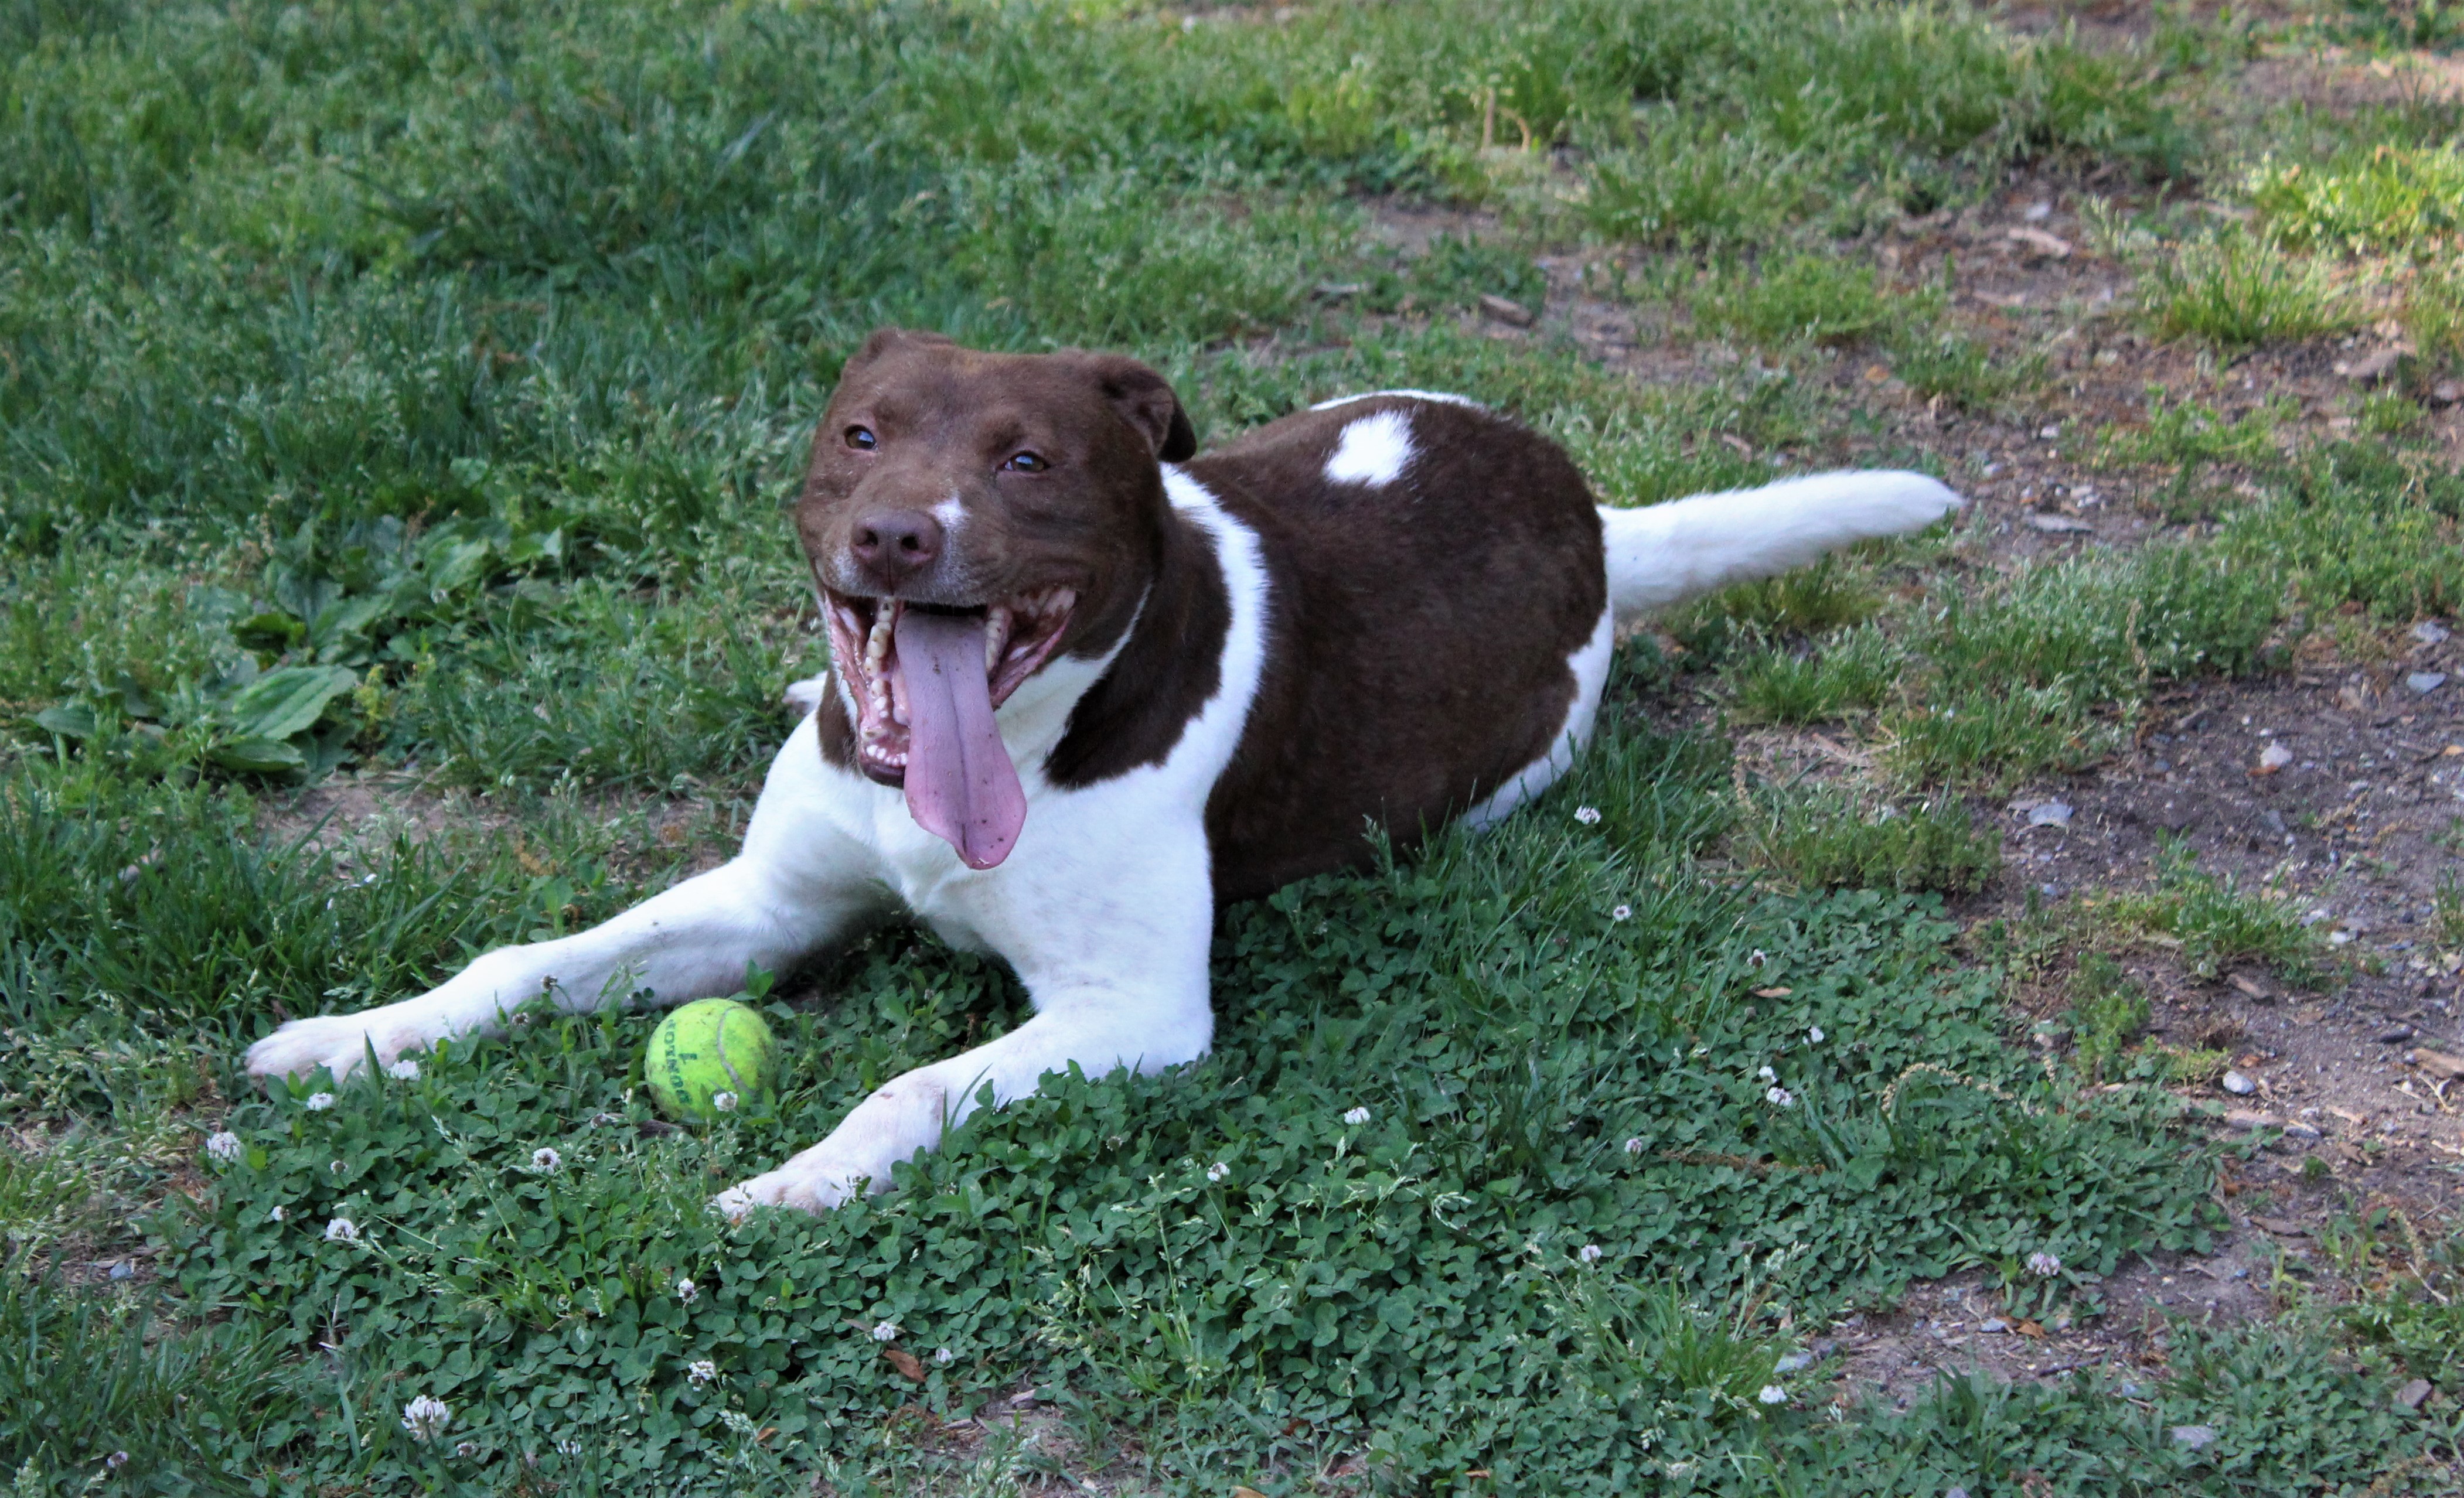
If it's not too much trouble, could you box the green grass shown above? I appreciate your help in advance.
[0,0,2453,1489]
[2101,842,2325,985]
[2141,230,2364,349]
[2249,143,2464,252]
[2065,953,2152,1084]
[1742,784,2001,895]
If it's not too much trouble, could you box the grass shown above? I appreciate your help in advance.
[1742,784,2002,896]
[2141,230,2364,349]
[1,0,2457,1489]
[2066,953,2152,1084]
[2100,841,2325,985]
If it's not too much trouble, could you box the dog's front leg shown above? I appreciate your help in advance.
[717,834,1215,1215]
[246,714,889,1083]
[717,984,1212,1215]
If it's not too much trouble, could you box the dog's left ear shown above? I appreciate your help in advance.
[1073,353,1197,463]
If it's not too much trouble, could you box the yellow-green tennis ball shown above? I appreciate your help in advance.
[645,999,776,1121]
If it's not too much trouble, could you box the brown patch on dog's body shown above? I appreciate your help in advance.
[1187,398,1603,899]
[801,336,1606,900]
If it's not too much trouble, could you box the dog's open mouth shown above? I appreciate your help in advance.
[822,586,1077,869]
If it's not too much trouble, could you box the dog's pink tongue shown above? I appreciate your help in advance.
[892,608,1026,869]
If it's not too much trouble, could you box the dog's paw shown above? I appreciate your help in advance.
[711,1162,865,1220]
[781,674,831,719]
[244,1013,401,1083]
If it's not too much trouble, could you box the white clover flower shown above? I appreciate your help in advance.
[1342,1106,1371,1125]
[530,1147,563,1173]
[1807,1026,1824,1043]
[1611,905,1633,922]
[454,1441,478,1458]
[1623,1137,1646,1155]
[205,1130,242,1165]
[267,1205,287,1223]
[1746,948,1768,968]
[1207,1161,1230,1182]
[385,1058,421,1081]
[323,1217,359,1243]
[1757,1385,1788,1405]
[712,1091,738,1113]
[2027,1250,2063,1277]
[676,1277,698,1305]
[1757,1065,1777,1083]
[870,1320,900,1343]
[687,1359,718,1387]
[105,1452,128,1470]
[554,1439,584,1457]
[400,1394,452,1442]
[934,1347,955,1366]
[304,1092,336,1112]
[1766,1087,1795,1108]
[1577,1244,1603,1264]
[1573,806,1602,825]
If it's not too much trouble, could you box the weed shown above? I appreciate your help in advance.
[2434,869,2464,948]
[2249,144,2464,252]
[2402,255,2464,361]
[2102,841,2323,983]
[2066,953,2150,1083]
[0,1277,295,1486]
[1686,255,1901,347]
[2303,0,2464,56]
[1883,325,2045,411]
[1729,626,1904,725]
[2355,390,2425,437]
[1886,545,2283,789]
[2335,1210,2464,1387]
[1742,784,2000,895]
[2142,230,2364,349]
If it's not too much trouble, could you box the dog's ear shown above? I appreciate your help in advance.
[1073,353,1197,462]
[840,326,953,380]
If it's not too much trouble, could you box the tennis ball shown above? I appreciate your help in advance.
[645,998,777,1121]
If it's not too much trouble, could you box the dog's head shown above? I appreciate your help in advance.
[795,329,1195,866]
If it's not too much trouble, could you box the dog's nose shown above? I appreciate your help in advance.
[847,509,943,592]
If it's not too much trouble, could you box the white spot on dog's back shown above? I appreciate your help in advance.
[1310,388,1483,412]
[1325,410,1414,487]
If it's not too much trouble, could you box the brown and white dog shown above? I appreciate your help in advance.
[246,330,1958,1213]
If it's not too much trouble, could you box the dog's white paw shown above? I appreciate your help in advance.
[713,1159,871,1219]
[244,1009,427,1083]
[782,674,831,718]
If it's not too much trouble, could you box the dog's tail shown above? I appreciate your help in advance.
[1599,470,1962,624]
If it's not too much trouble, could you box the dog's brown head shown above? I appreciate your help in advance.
[795,329,1195,867]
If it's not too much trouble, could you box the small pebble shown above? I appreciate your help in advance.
[2026,800,2074,828]
[2407,672,2447,695]
[2284,1121,2322,1141]
[2255,743,2293,773]
[2222,1070,2257,1096]
[108,1262,134,1281]
[2171,1425,2219,1449]
[1774,1351,1815,1373]
[2377,1025,2417,1044]
[2414,620,2452,645]
[1980,1318,2009,1333]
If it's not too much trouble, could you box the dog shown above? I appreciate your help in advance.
[246,329,1958,1214]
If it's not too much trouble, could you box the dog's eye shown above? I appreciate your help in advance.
[845,426,878,451]
[1002,452,1048,473]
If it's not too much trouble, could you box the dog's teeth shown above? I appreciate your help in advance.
[864,616,891,668]
[984,605,1012,673]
